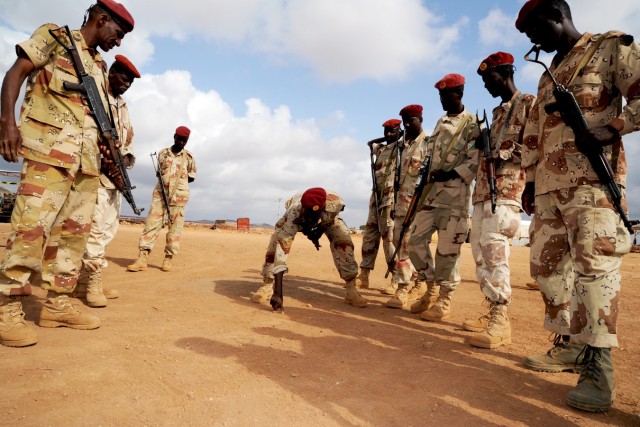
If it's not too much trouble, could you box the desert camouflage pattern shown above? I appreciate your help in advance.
[371,141,398,208]
[391,131,429,284]
[523,31,639,348]
[261,190,358,282]
[82,188,122,271]
[138,198,186,256]
[155,147,196,207]
[17,24,107,177]
[99,93,135,189]
[0,160,98,295]
[470,202,521,303]
[472,91,535,206]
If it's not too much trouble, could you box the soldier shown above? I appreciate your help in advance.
[356,119,400,291]
[71,55,140,307]
[250,187,368,310]
[409,74,480,322]
[0,0,134,347]
[516,0,640,412]
[127,126,196,272]
[462,52,536,349]
[385,105,430,309]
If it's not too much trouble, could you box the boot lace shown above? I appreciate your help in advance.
[6,300,28,324]
[576,346,602,384]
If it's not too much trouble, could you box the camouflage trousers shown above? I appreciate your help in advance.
[470,201,521,303]
[83,187,122,272]
[360,202,395,270]
[139,196,185,256]
[261,217,358,282]
[530,186,631,348]
[409,207,468,291]
[391,215,416,285]
[0,160,98,295]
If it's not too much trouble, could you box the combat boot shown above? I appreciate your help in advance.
[524,335,586,373]
[39,293,101,329]
[161,255,172,272]
[462,299,492,332]
[127,250,150,272]
[344,279,368,308]
[356,268,371,289]
[410,282,439,314]
[386,284,409,309]
[420,288,453,321]
[85,271,108,308]
[567,346,615,413]
[0,295,38,347]
[469,302,511,349]
[407,280,427,300]
[380,281,398,295]
[250,281,273,304]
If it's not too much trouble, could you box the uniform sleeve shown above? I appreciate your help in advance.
[188,153,197,180]
[608,36,640,136]
[119,103,136,168]
[16,24,58,69]
[453,118,480,185]
[498,94,536,162]
[521,96,541,183]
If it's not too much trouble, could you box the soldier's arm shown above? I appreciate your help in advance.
[0,54,34,162]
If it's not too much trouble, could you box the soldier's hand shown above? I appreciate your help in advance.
[270,295,284,312]
[522,182,535,216]
[0,121,23,163]
[430,169,458,182]
[575,126,620,155]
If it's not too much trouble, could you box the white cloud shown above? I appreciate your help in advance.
[478,9,520,47]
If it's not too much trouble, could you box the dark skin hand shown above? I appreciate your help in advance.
[522,182,535,216]
[270,272,285,312]
[575,126,620,156]
[429,168,459,182]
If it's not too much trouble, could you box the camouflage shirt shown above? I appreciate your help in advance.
[422,109,480,215]
[371,141,398,208]
[472,91,536,207]
[522,31,640,195]
[17,24,108,177]
[99,94,135,189]
[154,147,196,207]
[394,131,430,217]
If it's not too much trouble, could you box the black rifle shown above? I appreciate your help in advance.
[385,151,432,278]
[368,136,387,219]
[525,45,634,234]
[477,110,497,213]
[48,26,143,215]
[150,152,173,228]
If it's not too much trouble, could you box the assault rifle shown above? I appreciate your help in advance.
[150,152,172,227]
[477,111,497,213]
[525,45,634,234]
[49,26,143,215]
[368,136,387,219]
[385,151,432,278]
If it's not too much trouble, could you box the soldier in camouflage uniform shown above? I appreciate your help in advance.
[409,74,480,321]
[127,126,196,273]
[462,52,536,349]
[70,55,140,308]
[0,0,134,347]
[250,187,368,310]
[356,119,401,290]
[517,0,640,412]
[385,105,430,309]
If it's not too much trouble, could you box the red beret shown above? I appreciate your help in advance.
[301,187,326,211]
[515,0,544,32]
[175,126,191,138]
[477,52,515,75]
[382,119,402,128]
[114,54,140,78]
[97,0,135,33]
[435,74,465,90]
[399,105,423,118]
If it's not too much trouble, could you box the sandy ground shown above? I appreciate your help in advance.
[0,222,639,427]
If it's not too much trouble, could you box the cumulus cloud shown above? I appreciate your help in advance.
[478,9,520,47]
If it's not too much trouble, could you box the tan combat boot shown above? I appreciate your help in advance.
[420,288,453,321]
[85,271,108,308]
[380,281,398,295]
[161,255,172,272]
[72,279,119,300]
[356,268,371,289]
[462,299,492,332]
[344,279,368,308]
[469,302,511,349]
[407,280,427,300]
[410,282,439,313]
[250,280,273,303]
[386,284,409,309]
[0,295,38,347]
[39,293,101,329]
[127,250,149,272]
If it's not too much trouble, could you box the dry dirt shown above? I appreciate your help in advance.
[0,222,639,427]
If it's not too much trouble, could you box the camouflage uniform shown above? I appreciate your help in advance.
[521,32,640,348]
[409,110,479,292]
[138,147,196,256]
[470,91,535,303]
[392,131,430,285]
[261,191,358,282]
[360,141,397,270]
[0,25,105,295]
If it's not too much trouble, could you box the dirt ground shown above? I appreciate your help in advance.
[0,222,639,427]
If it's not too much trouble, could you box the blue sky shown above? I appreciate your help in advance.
[1,0,639,226]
